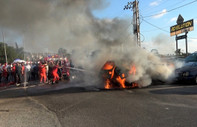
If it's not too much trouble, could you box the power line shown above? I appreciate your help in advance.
[140,32,145,42]
[142,0,186,16]
[141,18,169,33]
[140,13,197,33]
[140,0,169,15]
[143,0,197,18]
[141,25,171,32]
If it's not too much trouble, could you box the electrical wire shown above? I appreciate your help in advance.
[141,12,197,33]
[140,32,145,42]
[141,18,169,33]
[142,0,186,16]
[143,0,197,18]
[140,0,170,15]
[141,24,171,32]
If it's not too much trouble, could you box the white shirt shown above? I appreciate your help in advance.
[26,64,31,72]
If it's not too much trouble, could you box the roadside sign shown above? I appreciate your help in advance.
[176,35,187,40]
[176,14,184,24]
[170,19,194,36]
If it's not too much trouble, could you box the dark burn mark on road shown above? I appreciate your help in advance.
[0,109,9,112]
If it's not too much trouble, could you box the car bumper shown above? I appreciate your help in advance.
[176,75,195,82]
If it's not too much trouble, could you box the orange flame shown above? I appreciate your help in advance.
[129,65,136,75]
[129,65,139,88]
[116,74,126,88]
[104,74,126,89]
[105,79,111,89]
[132,83,138,88]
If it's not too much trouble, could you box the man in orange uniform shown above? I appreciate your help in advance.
[39,62,47,83]
[21,63,25,83]
[52,62,59,84]
[12,63,16,83]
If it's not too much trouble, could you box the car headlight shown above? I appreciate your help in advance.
[183,72,189,77]
[185,72,189,76]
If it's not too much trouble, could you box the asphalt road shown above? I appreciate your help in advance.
[0,82,197,127]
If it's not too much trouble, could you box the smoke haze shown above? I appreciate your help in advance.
[0,0,174,87]
[152,33,174,54]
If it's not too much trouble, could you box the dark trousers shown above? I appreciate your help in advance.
[16,73,22,84]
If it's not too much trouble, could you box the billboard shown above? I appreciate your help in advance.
[170,19,194,36]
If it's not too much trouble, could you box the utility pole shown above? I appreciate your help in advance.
[124,0,141,47]
[2,32,8,64]
[23,39,27,87]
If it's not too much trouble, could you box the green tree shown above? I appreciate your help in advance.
[0,42,24,64]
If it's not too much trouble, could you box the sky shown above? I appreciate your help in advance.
[93,0,197,54]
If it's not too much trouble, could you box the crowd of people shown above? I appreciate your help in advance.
[0,58,71,87]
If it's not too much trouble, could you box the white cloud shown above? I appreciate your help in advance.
[170,17,177,23]
[177,38,197,53]
[188,38,197,53]
[153,9,167,19]
[194,19,197,24]
[150,0,162,6]
[189,38,197,42]
[150,1,159,6]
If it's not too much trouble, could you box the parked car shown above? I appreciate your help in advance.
[175,62,197,84]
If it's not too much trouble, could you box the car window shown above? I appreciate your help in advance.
[185,53,197,63]
[192,63,197,67]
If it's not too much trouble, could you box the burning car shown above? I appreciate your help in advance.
[100,61,138,89]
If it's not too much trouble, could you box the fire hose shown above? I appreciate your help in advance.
[65,67,90,72]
